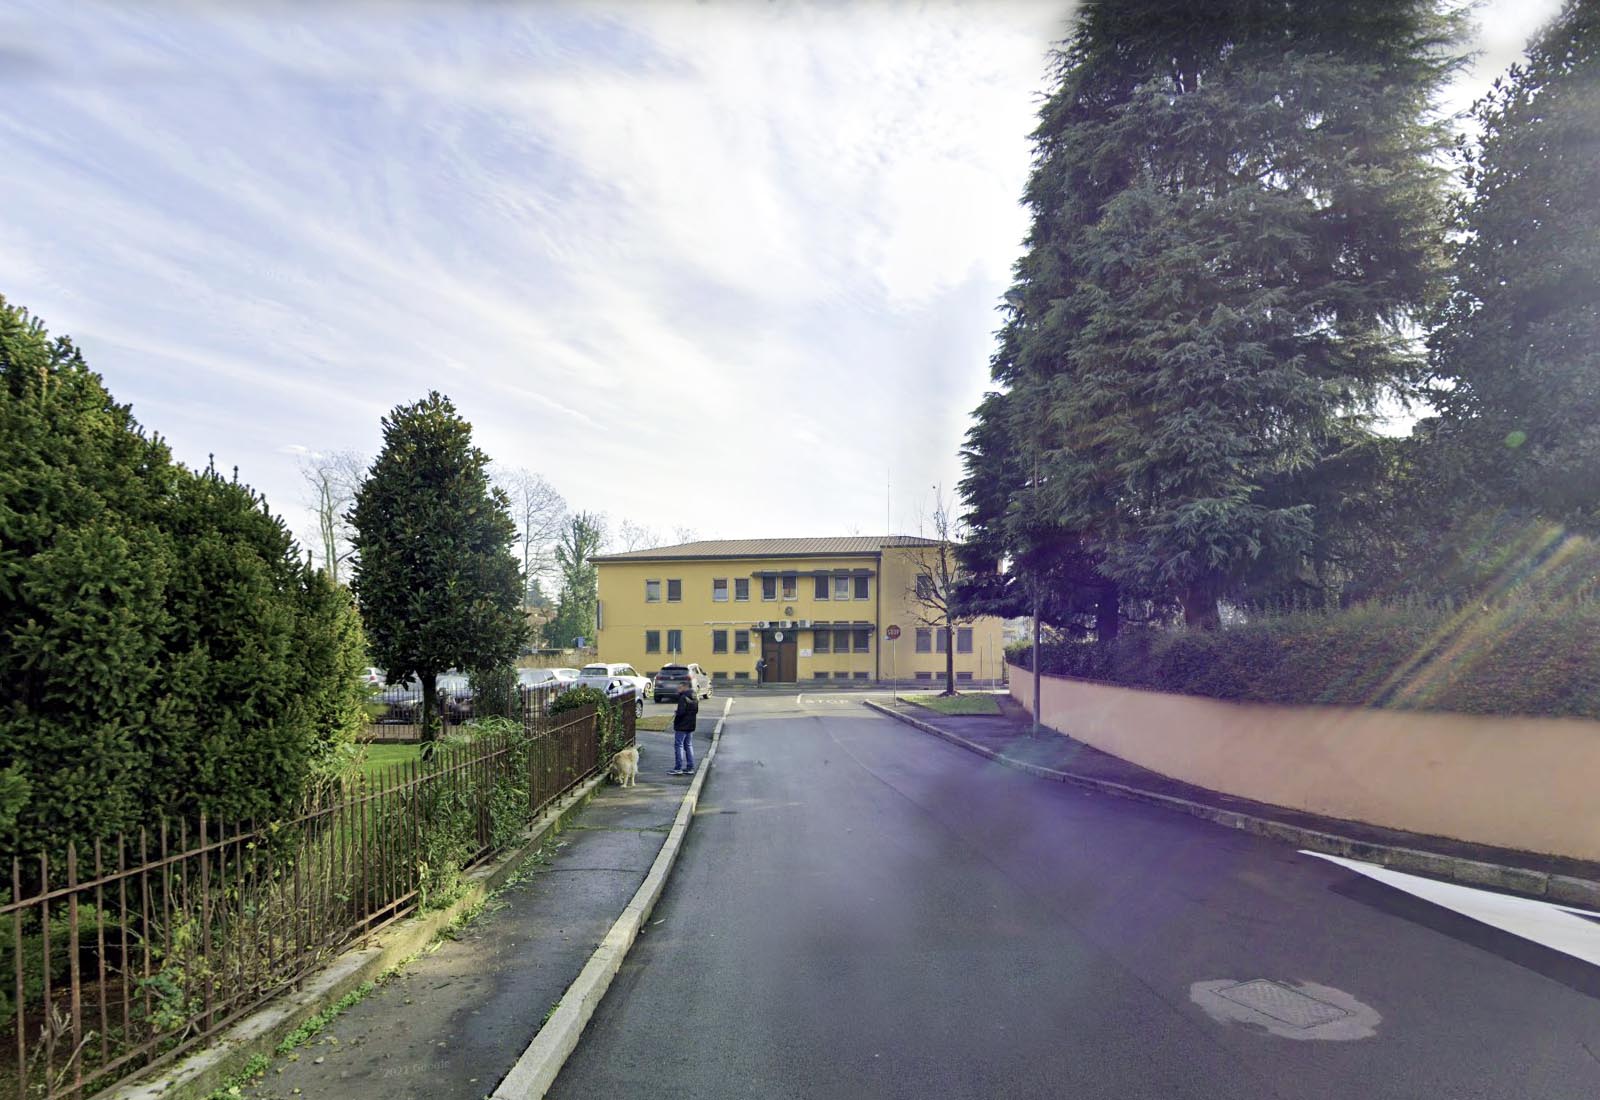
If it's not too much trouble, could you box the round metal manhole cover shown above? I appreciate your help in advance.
[1191,979,1380,1041]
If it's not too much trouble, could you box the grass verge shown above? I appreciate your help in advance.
[905,692,1002,716]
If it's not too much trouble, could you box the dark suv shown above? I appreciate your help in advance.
[653,663,711,702]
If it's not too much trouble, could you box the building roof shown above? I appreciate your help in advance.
[592,535,939,562]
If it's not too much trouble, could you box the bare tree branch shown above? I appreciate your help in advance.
[903,488,973,695]
[494,467,569,609]
[300,450,366,585]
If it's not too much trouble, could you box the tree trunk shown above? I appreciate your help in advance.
[1095,585,1120,642]
[420,671,439,760]
[1180,586,1221,631]
[944,624,956,696]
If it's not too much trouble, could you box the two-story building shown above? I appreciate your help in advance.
[592,536,1007,686]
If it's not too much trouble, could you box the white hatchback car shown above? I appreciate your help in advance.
[574,663,651,714]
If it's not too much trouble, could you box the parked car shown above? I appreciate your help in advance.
[574,663,651,714]
[517,667,580,692]
[373,672,472,724]
[653,663,712,702]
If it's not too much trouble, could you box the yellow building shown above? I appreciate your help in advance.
[593,537,1007,686]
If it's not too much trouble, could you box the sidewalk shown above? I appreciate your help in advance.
[240,725,703,1100]
[870,695,1600,901]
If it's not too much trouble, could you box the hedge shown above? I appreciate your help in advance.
[1,299,370,855]
[1012,600,1600,720]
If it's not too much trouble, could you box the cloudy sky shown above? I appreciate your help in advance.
[0,0,1563,552]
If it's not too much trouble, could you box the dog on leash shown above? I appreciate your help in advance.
[609,744,639,787]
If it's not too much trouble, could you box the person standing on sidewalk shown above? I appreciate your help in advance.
[671,682,699,775]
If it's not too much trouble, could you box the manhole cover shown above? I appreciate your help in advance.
[1214,980,1349,1029]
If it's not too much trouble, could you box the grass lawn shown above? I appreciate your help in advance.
[358,742,422,781]
[904,692,1002,716]
[636,714,674,732]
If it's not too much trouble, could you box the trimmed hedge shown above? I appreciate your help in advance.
[1014,600,1600,720]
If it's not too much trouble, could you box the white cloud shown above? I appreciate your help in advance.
[0,0,1562,548]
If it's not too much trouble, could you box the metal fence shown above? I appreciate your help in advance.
[1,688,636,1099]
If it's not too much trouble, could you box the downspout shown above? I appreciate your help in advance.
[874,549,883,683]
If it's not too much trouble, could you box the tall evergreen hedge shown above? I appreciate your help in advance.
[0,299,369,854]
[1015,600,1600,720]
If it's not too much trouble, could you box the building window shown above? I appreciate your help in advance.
[781,574,797,600]
[834,575,851,600]
[814,671,830,681]
[957,627,973,653]
[667,579,682,602]
[854,575,869,600]
[762,576,777,601]
[645,630,661,654]
[915,628,932,653]
[712,630,728,654]
[853,628,871,653]
[916,574,935,600]
[713,578,728,602]
[713,671,728,680]
[833,671,850,680]
[735,630,750,654]
[915,671,933,681]
[956,671,973,682]
[734,671,749,680]
[936,629,949,653]
[815,575,829,600]
[735,578,750,601]
[833,628,850,653]
[813,629,830,654]
[667,629,682,653]
[645,579,661,602]
[853,671,869,681]
[595,602,603,631]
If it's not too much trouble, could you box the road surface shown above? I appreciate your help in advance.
[548,692,1600,1099]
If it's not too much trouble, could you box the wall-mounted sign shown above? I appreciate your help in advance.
[774,630,785,642]
[800,648,812,658]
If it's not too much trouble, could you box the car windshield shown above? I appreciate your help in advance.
[579,666,609,677]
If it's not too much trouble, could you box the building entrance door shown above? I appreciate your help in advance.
[761,632,798,683]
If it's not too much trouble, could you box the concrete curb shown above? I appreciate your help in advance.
[109,773,608,1100]
[493,699,733,1100]
[863,699,1600,910]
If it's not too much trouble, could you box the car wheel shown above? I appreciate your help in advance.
[636,697,646,717]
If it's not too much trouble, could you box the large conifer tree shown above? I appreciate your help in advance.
[968,0,1462,629]
[1428,0,1600,530]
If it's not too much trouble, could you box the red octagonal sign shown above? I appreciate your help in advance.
[885,625,902,641]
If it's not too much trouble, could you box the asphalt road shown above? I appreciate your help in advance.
[547,693,1600,1099]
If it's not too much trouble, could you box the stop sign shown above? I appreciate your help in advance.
[885,625,901,641]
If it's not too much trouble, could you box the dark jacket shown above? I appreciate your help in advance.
[673,690,699,733]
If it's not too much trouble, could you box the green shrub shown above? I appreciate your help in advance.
[0,299,369,854]
[1017,599,1600,719]
[547,686,626,758]
[469,665,518,721]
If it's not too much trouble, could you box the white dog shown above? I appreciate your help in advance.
[609,745,639,787]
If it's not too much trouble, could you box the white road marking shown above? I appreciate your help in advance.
[1304,851,1600,966]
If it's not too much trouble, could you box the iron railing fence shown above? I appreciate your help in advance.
[0,685,636,1100]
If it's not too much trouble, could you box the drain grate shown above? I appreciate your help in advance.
[1214,980,1350,1029]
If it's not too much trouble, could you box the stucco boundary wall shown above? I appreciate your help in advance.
[1010,664,1600,864]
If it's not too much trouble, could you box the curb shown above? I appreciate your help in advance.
[493,698,733,1100]
[863,699,1600,910]
[110,773,608,1100]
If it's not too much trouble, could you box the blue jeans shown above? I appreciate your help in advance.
[674,730,695,772]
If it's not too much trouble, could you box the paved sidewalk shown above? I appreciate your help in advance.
[878,695,1600,884]
[241,725,705,1100]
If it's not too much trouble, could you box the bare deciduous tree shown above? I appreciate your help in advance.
[495,468,568,609]
[615,519,660,552]
[904,490,973,696]
[300,450,366,585]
